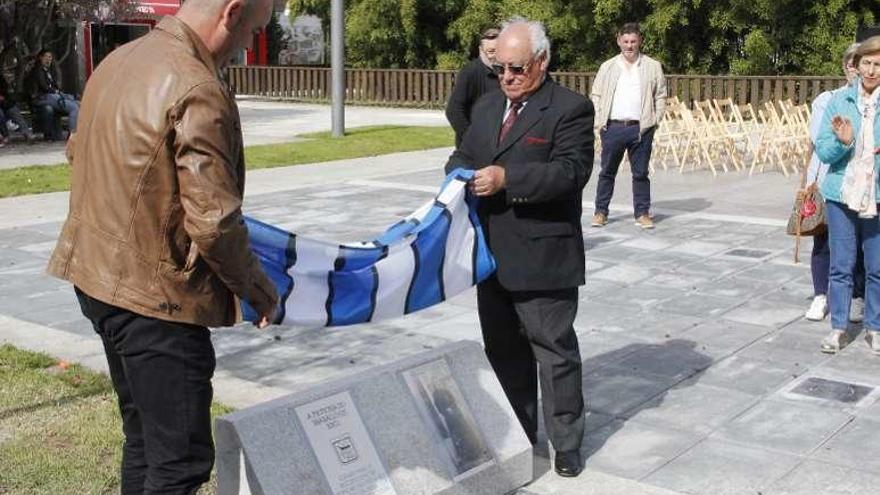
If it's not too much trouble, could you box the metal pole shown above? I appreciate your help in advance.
[330,0,345,137]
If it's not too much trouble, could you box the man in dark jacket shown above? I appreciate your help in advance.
[27,49,79,139]
[445,17,594,478]
[47,0,278,492]
[0,76,35,145]
[445,27,500,147]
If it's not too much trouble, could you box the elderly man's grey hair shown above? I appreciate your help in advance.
[500,16,551,63]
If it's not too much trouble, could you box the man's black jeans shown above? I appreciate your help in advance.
[75,288,215,495]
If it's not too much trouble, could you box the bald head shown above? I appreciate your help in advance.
[179,0,248,18]
[177,0,273,67]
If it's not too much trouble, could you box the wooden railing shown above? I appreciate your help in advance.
[227,66,846,108]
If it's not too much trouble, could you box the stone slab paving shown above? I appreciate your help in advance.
[3,146,880,494]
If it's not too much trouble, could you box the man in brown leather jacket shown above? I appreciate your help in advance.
[47,0,278,492]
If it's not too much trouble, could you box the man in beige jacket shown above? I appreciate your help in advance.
[590,22,666,229]
[47,0,278,492]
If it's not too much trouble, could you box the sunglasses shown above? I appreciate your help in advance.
[491,61,531,76]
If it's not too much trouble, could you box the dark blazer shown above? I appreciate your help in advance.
[26,63,61,100]
[445,58,499,147]
[445,79,594,291]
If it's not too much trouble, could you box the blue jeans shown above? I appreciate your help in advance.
[594,123,655,217]
[811,231,864,298]
[34,92,78,132]
[826,200,880,331]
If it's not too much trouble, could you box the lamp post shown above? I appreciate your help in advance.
[330,0,344,137]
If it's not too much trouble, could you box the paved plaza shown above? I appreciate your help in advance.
[2,101,880,494]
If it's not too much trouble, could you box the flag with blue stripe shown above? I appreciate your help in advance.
[240,168,496,327]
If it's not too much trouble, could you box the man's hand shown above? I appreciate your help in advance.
[831,115,854,146]
[470,165,506,197]
[255,304,279,329]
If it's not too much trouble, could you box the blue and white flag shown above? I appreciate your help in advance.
[241,168,496,327]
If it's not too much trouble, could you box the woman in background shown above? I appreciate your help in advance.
[815,36,880,354]
[804,43,864,328]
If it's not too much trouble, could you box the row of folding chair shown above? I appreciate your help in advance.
[651,96,811,176]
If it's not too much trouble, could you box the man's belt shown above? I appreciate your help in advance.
[607,119,639,126]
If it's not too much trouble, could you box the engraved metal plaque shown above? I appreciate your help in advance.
[295,391,397,495]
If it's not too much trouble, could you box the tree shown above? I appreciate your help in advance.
[290,0,466,68]
[344,0,407,67]
[729,30,774,75]
[287,0,877,75]
[797,0,875,75]
[266,11,287,65]
[0,0,137,89]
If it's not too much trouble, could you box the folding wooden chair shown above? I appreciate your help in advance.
[750,101,802,176]
[713,97,756,163]
[684,99,740,174]
[651,99,687,171]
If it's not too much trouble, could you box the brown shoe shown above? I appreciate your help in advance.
[635,214,654,229]
[591,212,608,227]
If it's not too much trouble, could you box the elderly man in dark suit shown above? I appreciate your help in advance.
[444,16,594,478]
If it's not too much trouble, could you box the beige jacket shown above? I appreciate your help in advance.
[590,53,667,136]
[47,16,278,327]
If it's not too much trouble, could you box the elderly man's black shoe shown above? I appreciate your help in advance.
[554,450,582,477]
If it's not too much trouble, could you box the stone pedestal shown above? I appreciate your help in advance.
[216,340,533,495]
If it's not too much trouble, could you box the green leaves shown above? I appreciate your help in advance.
[283,0,876,75]
[730,30,774,75]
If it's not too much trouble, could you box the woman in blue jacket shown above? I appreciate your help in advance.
[815,36,880,353]
[804,43,863,325]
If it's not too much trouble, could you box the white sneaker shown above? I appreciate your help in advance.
[866,330,880,355]
[850,297,865,323]
[805,295,828,321]
[821,329,852,354]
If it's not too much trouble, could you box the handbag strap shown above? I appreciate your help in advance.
[799,142,814,189]
[793,145,811,264]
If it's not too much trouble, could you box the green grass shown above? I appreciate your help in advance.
[245,125,453,169]
[0,344,233,494]
[0,125,453,198]
[0,164,71,199]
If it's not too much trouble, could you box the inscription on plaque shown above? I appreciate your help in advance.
[295,391,397,495]
[402,359,494,480]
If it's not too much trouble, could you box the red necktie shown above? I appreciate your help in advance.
[498,102,522,144]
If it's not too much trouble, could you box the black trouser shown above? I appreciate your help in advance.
[476,277,584,452]
[75,288,215,495]
[595,123,655,218]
